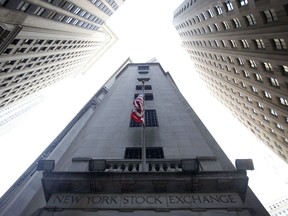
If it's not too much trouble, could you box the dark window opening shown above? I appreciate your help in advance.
[138,65,149,70]
[124,147,164,159]
[133,93,153,100]
[136,85,152,90]
[130,109,158,127]
[137,78,150,82]
[138,71,149,74]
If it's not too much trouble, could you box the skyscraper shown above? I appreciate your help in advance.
[0,0,124,108]
[0,62,268,215]
[173,0,288,163]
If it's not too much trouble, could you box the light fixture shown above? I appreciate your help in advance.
[181,159,199,172]
[235,159,254,170]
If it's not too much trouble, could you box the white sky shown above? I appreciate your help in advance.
[0,0,288,207]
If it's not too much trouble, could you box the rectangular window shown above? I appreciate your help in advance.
[263,9,278,23]
[137,78,150,82]
[124,147,164,159]
[245,14,256,25]
[273,39,287,50]
[254,39,265,49]
[263,62,273,71]
[138,65,149,70]
[138,71,149,74]
[281,65,288,75]
[239,0,248,6]
[215,5,223,15]
[241,39,249,48]
[222,21,230,29]
[232,18,241,28]
[269,77,279,87]
[136,85,152,90]
[130,109,158,127]
[225,1,234,11]
[249,60,257,68]
[207,9,214,17]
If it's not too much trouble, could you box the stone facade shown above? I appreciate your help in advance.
[0,63,268,215]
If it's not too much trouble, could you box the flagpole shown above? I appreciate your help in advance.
[141,80,147,171]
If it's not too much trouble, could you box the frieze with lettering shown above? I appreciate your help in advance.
[46,193,244,209]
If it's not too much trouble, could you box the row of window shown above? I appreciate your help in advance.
[1,0,105,31]
[183,37,287,51]
[176,7,278,32]
[197,63,288,104]
[174,0,249,19]
[200,71,287,154]
[189,49,288,77]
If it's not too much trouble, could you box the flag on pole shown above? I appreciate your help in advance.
[131,91,145,125]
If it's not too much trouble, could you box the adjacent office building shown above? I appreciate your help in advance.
[0,62,268,215]
[0,0,124,108]
[173,0,288,163]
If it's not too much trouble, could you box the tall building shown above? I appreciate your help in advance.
[172,0,288,163]
[266,196,288,216]
[0,62,268,215]
[0,0,124,108]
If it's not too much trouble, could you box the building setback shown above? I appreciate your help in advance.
[0,62,268,215]
[172,0,288,163]
[0,0,124,108]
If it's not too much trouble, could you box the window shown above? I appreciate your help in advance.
[269,78,279,87]
[215,5,223,15]
[124,147,164,159]
[281,65,288,75]
[145,93,153,100]
[138,71,149,74]
[263,115,269,122]
[222,21,230,29]
[34,7,45,16]
[124,147,141,159]
[245,14,256,26]
[239,0,248,6]
[225,1,234,11]
[258,102,264,109]
[263,9,278,23]
[130,109,158,127]
[221,40,227,47]
[137,78,150,82]
[254,39,265,49]
[276,123,284,131]
[279,97,288,106]
[237,58,244,65]
[138,65,149,70]
[249,60,257,68]
[273,39,287,50]
[230,40,237,48]
[255,73,263,82]
[232,18,241,28]
[207,9,214,17]
[241,39,249,48]
[16,1,30,12]
[243,70,250,77]
[264,91,272,98]
[214,23,220,31]
[251,86,258,93]
[263,62,273,71]
[270,109,278,117]
[136,85,152,90]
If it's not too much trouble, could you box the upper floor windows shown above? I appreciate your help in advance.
[215,5,223,15]
[282,65,288,75]
[136,85,152,90]
[130,109,158,127]
[222,21,230,30]
[138,71,149,74]
[263,9,278,23]
[207,9,214,18]
[273,39,287,50]
[232,18,241,28]
[263,62,273,71]
[138,65,150,70]
[230,40,237,48]
[241,39,249,48]
[254,39,265,49]
[245,14,256,26]
[225,1,234,11]
[239,0,248,6]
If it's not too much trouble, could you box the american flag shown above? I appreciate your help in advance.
[131,92,145,125]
